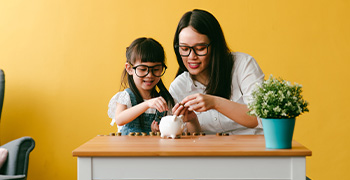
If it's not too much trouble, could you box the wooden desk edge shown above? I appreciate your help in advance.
[72,151,312,157]
[72,135,312,157]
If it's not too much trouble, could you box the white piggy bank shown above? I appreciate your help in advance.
[159,115,184,139]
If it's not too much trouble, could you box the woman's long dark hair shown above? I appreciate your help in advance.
[121,37,174,107]
[173,9,234,99]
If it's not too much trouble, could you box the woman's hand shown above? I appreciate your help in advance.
[181,93,259,128]
[172,103,197,122]
[181,93,216,112]
[146,96,169,112]
[172,103,201,133]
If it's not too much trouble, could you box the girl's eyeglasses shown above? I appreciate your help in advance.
[130,63,167,78]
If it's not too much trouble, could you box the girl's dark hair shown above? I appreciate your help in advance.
[121,37,174,107]
[173,9,234,99]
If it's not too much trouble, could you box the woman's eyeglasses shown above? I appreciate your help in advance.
[130,63,167,78]
[175,43,211,57]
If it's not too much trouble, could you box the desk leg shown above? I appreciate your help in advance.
[77,157,92,180]
[292,157,306,180]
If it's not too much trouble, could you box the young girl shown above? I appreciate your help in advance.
[108,37,174,135]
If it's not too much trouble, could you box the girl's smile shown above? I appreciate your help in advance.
[143,79,155,86]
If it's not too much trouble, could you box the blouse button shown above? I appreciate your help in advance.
[214,117,217,121]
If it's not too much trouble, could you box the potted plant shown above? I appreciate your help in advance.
[248,75,309,149]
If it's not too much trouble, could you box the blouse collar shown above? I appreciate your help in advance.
[184,72,206,92]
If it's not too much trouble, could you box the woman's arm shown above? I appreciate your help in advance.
[213,96,258,128]
[180,53,263,128]
[115,97,169,126]
[181,94,258,128]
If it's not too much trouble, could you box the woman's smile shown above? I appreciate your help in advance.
[188,62,201,69]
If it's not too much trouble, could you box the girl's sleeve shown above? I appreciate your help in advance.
[107,91,131,126]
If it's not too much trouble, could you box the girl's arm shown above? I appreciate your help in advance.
[115,97,169,126]
[181,94,258,128]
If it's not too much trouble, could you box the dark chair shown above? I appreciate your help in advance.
[0,137,35,180]
[0,70,35,180]
[0,69,4,121]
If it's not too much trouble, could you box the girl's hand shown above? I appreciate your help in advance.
[146,96,169,112]
[151,120,159,132]
[181,93,216,112]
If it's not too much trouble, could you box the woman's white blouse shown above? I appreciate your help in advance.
[169,52,265,135]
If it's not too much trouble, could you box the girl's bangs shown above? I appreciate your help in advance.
[134,42,165,64]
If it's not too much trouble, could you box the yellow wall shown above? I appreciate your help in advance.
[1,0,349,179]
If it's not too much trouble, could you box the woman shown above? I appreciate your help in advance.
[170,9,265,135]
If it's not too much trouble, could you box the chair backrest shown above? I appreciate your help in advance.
[0,137,35,176]
[0,69,4,121]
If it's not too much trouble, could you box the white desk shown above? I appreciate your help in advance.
[72,135,312,180]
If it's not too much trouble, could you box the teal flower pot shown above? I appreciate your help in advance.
[261,118,295,149]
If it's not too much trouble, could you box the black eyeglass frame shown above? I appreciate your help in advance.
[129,63,167,78]
[175,43,211,57]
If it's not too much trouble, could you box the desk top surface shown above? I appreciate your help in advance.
[72,135,312,157]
